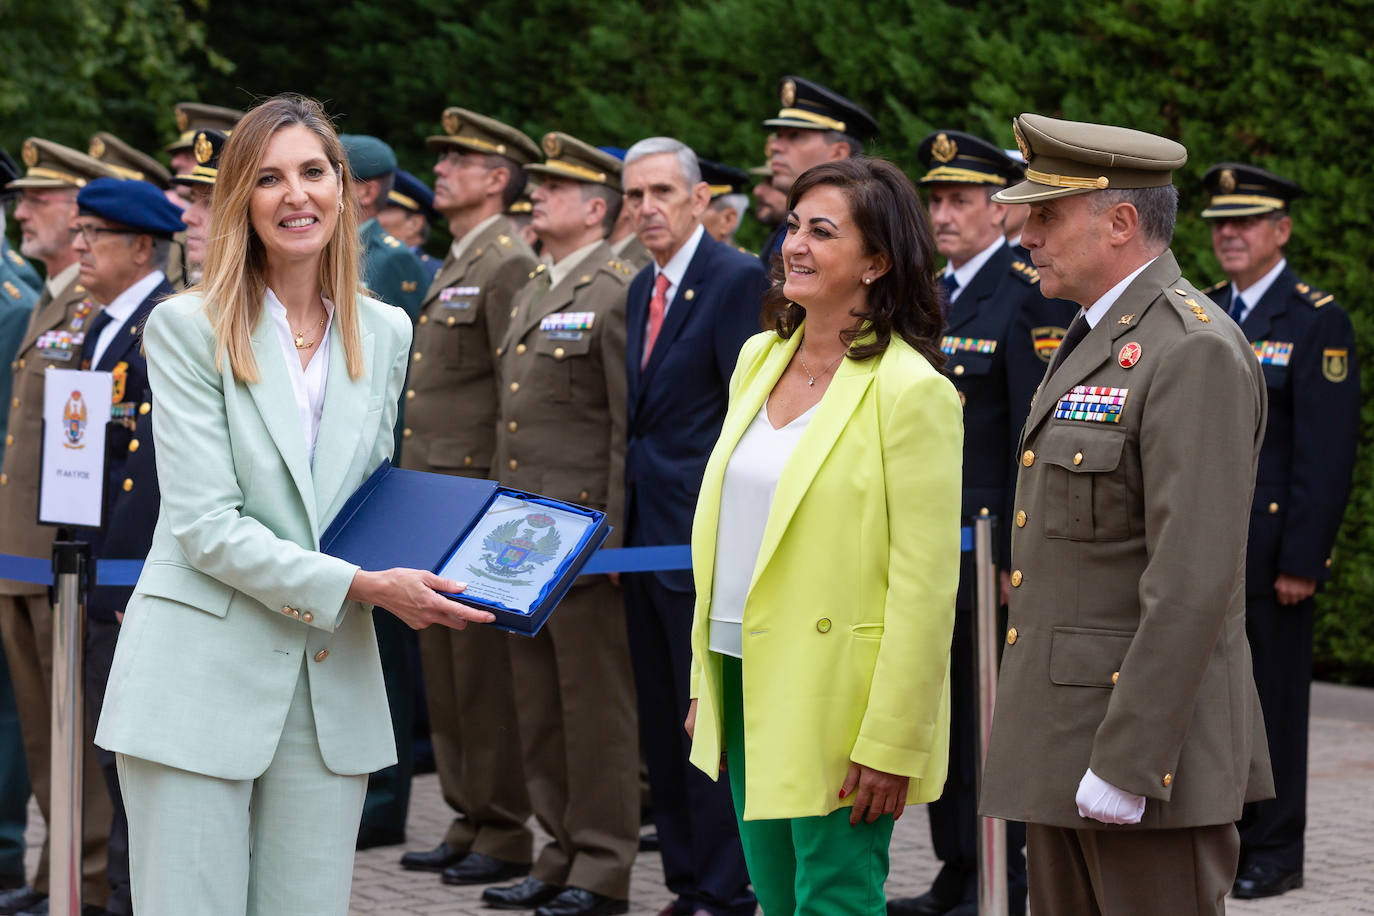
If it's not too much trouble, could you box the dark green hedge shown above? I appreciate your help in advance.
[5,0,1371,680]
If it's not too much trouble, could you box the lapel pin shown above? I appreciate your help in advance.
[1118,341,1142,368]
[684,289,695,301]
[1118,314,1134,325]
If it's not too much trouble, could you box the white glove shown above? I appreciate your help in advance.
[1075,767,1145,825]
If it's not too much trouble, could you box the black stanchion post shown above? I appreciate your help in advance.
[50,539,90,916]
[972,515,1007,916]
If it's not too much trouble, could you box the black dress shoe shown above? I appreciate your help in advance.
[886,890,953,916]
[483,877,563,910]
[534,887,629,916]
[356,824,406,850]
[442,852,532,885]
[1232,862,1303,899]
[0,887,45,916]
[400,841,465,872]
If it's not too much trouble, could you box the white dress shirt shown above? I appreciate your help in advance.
[265,288,334,465]
[708,399,817,658]
[1082,257,1157,329]
[89,270,166,368]
[942,236,1007,303]
[1230,257,1287,325]
[651,223,705,320]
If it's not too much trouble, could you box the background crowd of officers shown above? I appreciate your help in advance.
[0,71,1358,916]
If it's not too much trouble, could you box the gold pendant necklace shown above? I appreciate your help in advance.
[293,312,326,350]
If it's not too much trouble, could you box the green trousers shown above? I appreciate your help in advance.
[718,654,893,915]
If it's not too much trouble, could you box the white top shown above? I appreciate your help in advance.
[709,399,817,658]
[1083,257,1156,328]
[942,236,1006,302]
[89,270,165,367]
[264,288,335,465]
[1230,257,1287,325]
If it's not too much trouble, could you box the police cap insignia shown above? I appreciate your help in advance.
[21,140,37,168]
[194,132,214,165]
[932,133,957,163]
[1219,168,1236,193]
[781,79,796,107]
[88,136,106,159]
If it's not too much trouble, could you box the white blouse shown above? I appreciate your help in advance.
[264,288,334,465]
[708,399,817,658]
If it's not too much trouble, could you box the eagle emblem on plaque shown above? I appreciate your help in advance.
[62,390,88,449]
[471,512,561,585]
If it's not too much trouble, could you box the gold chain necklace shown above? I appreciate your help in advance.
[796,337,846,387]
[293,312,326,350]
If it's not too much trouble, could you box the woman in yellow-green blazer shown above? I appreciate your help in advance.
[685,158,962,914]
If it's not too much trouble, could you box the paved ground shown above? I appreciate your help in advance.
[24,682,1374,913]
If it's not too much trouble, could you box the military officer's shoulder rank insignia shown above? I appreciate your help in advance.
[382,233,402,248]
[401,280,417,293]
[1168,288,1211,324]
[3,281,18,300]
[1322,348,1349,383]
[1010,260,1039,284]
[6,249,24,267]
[498,234,513,249]
[1298,282,1334,308]
[1202,279,1228,296]
[1031,326,1066,363]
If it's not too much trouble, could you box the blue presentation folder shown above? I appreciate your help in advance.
[321,460,610,635]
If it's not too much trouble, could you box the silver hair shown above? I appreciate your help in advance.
[1090,185,1179,247]
[624,137,701,186]
[711,192,750,220]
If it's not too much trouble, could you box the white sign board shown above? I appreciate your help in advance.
[40,368,112,527]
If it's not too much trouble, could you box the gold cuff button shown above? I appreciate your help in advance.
[509,382,520,393]
[1015,510,1027,528]
[1268,502,1279,514]
[1073,451,1084,466]
[406,389,415,400]
[1111,671,1120,685]
[301,611,314,624]
[1162,773,1173,787]
[1006,627,1018,645]
[128,438,139,452]
[122,478,133,492]
[139,402,151,415]
[508,459,518,471]
[816,618,832,633]
[1022,450,1035,467]
[553,347,565,359]
[516,343,527,355]
[403,428,412,439]
[953,364,965,376]
[282,606,296,616]
[314,649,329,662]
[1010,570,1023,587]
[508,421,518,433]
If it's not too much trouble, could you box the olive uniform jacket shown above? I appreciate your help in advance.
[96,292,412,779]
[402,217,535,479]
[688,328,963,821]
[0,267,92,596]
[980,251,1275,830]
[493,243,629,550]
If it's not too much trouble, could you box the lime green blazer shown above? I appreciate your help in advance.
[96,292,412,779]
[688,327,962,820]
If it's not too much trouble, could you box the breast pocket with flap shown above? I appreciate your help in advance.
[1038,426,1131,541]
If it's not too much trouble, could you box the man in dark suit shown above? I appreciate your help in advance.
[890,129,1077,916]
[1199,163,1359,900]
[621,137,766,916]
[72,176,184,916]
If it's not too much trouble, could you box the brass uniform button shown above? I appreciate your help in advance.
[553,347,565,359]
[10,397,18,408]
[816,618,832,633]
[122,478,133,492]
[1326,557,1333,568]
[1015,510,1027,528]
[16,359,23,369]
[1010,570,1023,587]
[1006,627,1018,645]
[516,343,527,355]
[1162,773,1173,788]
[0,473,7,486]
[1022,449,1035,467]
[314,649,329,662]
[508,459,518,471]
[495,346,504,357]
[412,351,422,362]
[979,506,990,516]
[128,438,139,452]
[463,456,473,467]
[301,611,314,624]
[510,306,518,318]
[403,428,412,439]
[1268,502,1279,514]
[578,490,590,501]
[446,315,456,327]
[1073,451,1084,466]
[508,421,518,433]
[953,364,965,376]
[509,382,519,393]
[282,605,298,617]
[3,435,10,447]
[1111,671,1120,685]
[418,314,428,325]
[406,389,415,400]
[139,402,150,415]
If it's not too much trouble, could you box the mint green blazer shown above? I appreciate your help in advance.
[688,328,963,820]
[95,292,412,779]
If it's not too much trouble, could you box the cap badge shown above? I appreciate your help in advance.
[781,79,796,107]
[1219,169,1237,193]
[442,110,461,137]
[1118,341,1142,368]
[88,137,106,160]
[542,133,562,158]
[21,140,38,168]
[194,132,214,165]
[932,133,957,163]
[176,109,189,132]
[1013,121,1031,162]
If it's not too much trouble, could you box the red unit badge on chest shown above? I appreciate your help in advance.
[1118,341,1142,368]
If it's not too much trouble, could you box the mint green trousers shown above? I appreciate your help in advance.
[718,654,893,915]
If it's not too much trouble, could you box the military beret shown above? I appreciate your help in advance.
[77,177,186,238]
[763,76,878,143]
[597,146,628,161]
[425,108,540,166]
[525,132,622,190]
[7,138,118,190]
[993,113,1188,204]
[170,130,228,188]
[89,132,172,189]
[697,158,750,198]
[340,134,398,181]
[1200,162,1303,218]
[387,168,439,222]
[166,102,243,153]
[917,130,1023,187]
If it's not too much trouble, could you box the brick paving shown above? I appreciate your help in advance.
[22,683,1374,913]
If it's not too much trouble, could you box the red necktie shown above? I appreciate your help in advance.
[642,272,671,369]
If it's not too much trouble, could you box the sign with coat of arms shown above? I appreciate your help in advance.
[40,368,112,527]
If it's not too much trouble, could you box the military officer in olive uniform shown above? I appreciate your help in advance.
[980,115,1273,916]
[164,101,242,178]
[1197,163,1360,900]
[890,129,1076,916]
[482,132,637,916]
[0,138,119,916]
[398,108,542,885]
[88,131,173,193]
